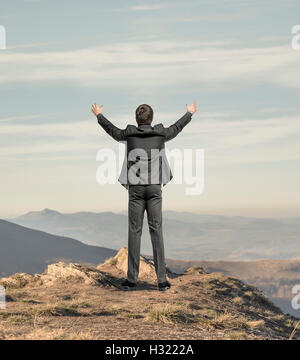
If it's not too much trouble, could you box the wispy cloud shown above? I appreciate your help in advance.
[130,3,174,11]
[0,40,299,90]
[7,41,61,50]
[0,112,64,123]
[1,110,300,166]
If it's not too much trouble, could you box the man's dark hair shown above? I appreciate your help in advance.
[136,104,153,125]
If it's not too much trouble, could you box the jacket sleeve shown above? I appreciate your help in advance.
[97,113,127,142]
[163,111,193,141]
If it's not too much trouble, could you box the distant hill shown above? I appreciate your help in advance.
[9,209,300,261]
[0,219,116,277]
[11,208,127,247]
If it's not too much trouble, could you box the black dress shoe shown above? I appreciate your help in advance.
[121,279,137,290]
[158,280,171,291]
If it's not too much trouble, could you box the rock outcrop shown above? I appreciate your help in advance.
[0,262,118,288]
[97,246,177,280]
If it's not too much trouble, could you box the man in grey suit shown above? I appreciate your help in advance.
[91,102,197,291]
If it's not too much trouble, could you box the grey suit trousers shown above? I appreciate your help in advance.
[127,184,167,284]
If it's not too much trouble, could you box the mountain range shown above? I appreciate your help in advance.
[9,208,300,261]
[0,219,115,277]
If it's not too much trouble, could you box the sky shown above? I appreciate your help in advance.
[0,0,300,218]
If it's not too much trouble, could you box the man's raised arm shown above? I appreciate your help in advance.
[91,102,126,142]
[164,102,197,142]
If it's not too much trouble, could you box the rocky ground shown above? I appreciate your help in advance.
[0,247,299,340]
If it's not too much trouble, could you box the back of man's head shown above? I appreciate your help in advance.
[136,104,153,125]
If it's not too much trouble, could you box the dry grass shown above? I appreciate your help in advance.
[247,320,265,330]
[289,320,300,340]
[110,258,118,266]
[197,312,250,330]
[147,304,191,324]
[232,297,244,305]
[0,255,298,340]
[229,331,248,340]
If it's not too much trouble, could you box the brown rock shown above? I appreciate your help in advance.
[97,246,175,280]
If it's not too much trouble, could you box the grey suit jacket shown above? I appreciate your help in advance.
[97,111,193,189]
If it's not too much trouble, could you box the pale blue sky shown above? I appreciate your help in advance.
[0,0,300,218]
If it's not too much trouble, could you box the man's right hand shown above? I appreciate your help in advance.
[186,102,197,114]
[91,103,103,117]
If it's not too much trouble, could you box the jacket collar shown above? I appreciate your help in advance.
[137,124,153,132]
[137,124,152,128]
